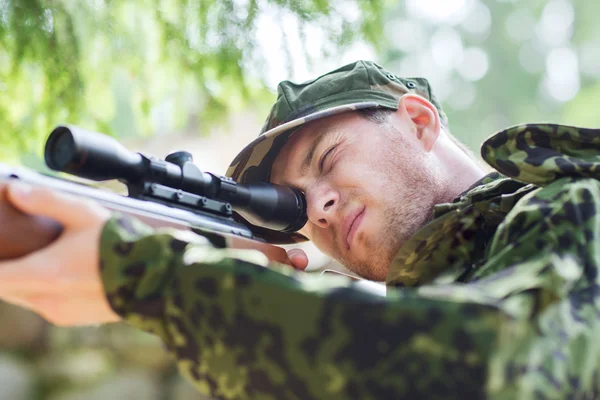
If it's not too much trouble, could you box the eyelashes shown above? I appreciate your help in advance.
[319,145,337,173]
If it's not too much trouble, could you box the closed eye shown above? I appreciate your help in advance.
[318,146,337,173]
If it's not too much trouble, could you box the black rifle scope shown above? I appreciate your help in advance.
[44,125,307,233]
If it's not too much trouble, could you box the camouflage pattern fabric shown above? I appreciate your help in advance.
[100,123,600,399]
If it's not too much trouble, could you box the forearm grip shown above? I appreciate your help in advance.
[0,186,62,260]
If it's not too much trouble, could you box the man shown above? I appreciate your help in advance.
[0,60,599,398]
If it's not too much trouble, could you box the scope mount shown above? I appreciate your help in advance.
[125,151,236,224]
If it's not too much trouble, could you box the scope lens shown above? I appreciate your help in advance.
[46,129,76,171]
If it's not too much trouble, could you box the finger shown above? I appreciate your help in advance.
[0,292,36,311]
[6,182,109,229]
[287,248,309,270]
[0,251,99,298]
[0,252,52,286]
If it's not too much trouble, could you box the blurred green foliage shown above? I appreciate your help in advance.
[0,0,384,162]
[1,0,599,164]
[379,0,600,151]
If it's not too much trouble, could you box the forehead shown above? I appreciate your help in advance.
[270,112,365,185]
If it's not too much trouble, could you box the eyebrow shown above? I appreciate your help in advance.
[300,131,329,175]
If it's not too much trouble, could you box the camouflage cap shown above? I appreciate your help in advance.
[226,60,448,243]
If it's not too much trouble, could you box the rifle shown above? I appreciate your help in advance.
[0,126,307,264]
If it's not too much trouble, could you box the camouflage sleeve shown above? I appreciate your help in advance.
[464,177,600,398]
[98,178,600,399]
[99,217,512,399]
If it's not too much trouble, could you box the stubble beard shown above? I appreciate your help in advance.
[346,181,438,282]
[340,128,441,282]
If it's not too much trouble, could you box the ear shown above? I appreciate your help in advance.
[396,94,441,152]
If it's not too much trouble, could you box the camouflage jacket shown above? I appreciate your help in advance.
[100,124,600,399]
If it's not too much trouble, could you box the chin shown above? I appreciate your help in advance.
[370,255,393,281]
[339,236,395,282]
[355,266,388,282]
[345,252,392,282]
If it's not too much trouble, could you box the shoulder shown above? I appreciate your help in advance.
[489,177,600,264]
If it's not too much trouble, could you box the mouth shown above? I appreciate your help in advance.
[343,206,366,250]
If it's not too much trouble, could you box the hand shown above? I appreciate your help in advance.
[0,182,120,326]
[287,248,309,270]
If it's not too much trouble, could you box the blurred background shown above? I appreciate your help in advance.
[1,0,598,398]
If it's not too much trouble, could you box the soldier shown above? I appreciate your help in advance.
[0,60,599,398]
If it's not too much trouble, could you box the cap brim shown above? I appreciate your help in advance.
[227,101,389,182]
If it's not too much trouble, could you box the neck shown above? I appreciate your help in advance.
[446,158,487,200]
[433,135,487,204]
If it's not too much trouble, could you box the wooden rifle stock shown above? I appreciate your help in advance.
[0,185,62,259]
[0,164,291,265]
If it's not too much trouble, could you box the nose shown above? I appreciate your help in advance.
[306,184,339,229]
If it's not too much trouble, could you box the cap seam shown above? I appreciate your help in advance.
[361,59,373,88]
[280,85,294,119]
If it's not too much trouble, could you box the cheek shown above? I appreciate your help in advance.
[330,153,374,187]
[333,158,393,203]
[307,228,338,257]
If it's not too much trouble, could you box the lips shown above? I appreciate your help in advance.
[342,206,365,250]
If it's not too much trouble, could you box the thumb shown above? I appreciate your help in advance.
[287,248,309,270]
[6,182,109,229]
